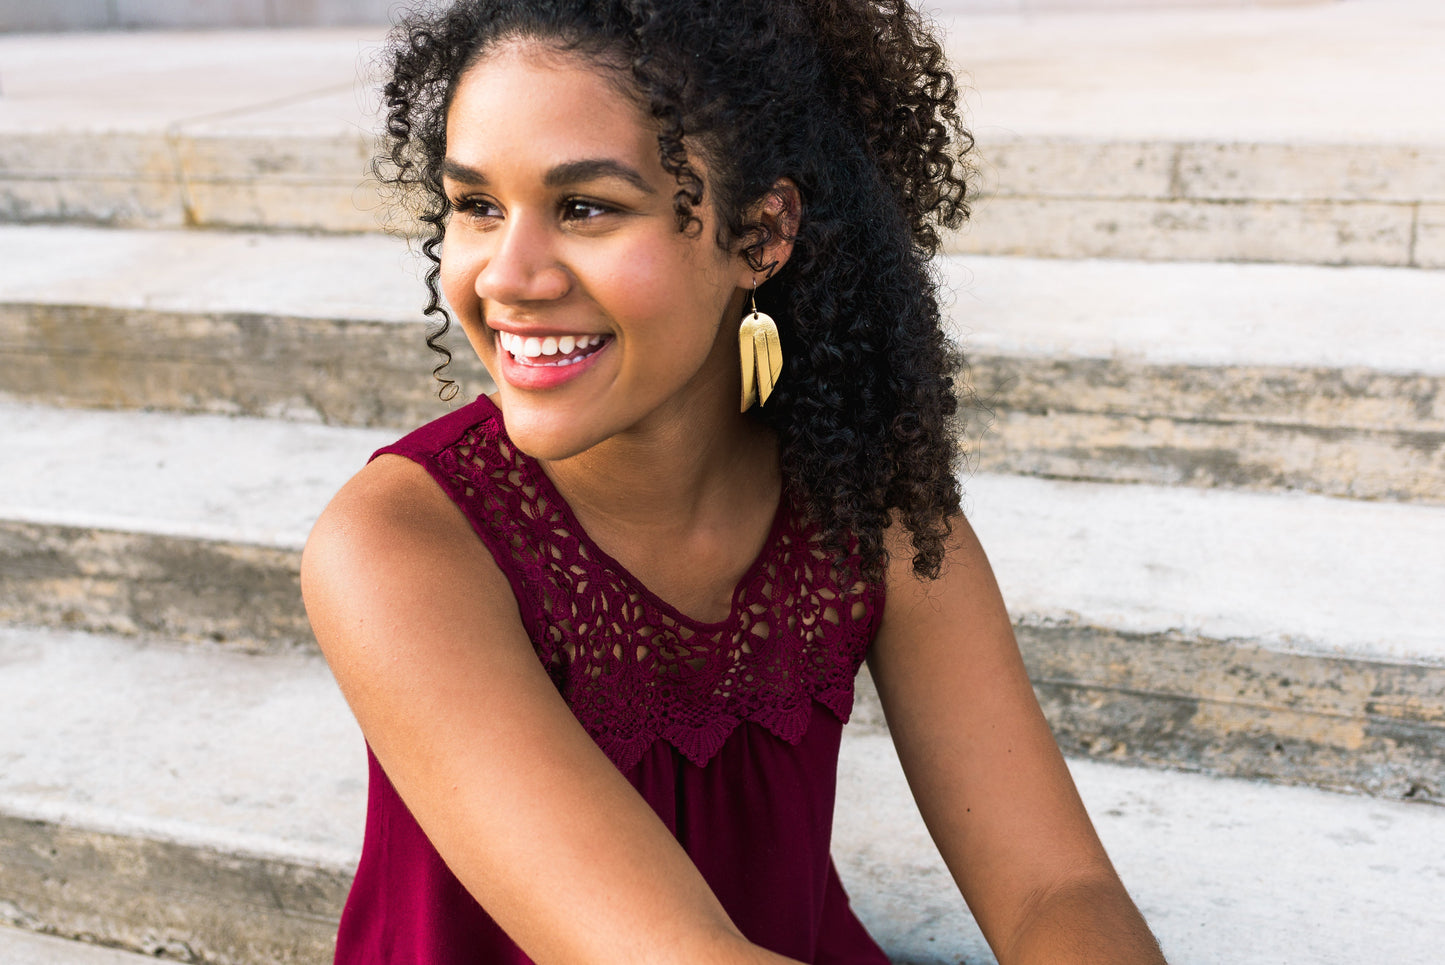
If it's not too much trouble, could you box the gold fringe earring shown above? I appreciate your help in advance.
[739,281,783,412]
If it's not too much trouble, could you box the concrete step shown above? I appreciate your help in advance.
[1,625,1441,965]
[2,3,1443,265]
[0,926,165,965]
[0,403,393,650]
[940,255,1445,503]
[0,225,493,429]
[5,225,1441,502]
[945,0,1445,267]
[1,404,1440,798]
[1,0,392,33]
[0,627,358,965]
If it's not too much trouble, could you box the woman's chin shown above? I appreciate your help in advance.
[491,395,609,463]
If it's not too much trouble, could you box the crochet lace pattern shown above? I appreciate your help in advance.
[427,411,884,773]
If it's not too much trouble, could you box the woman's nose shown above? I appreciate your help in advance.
[475,215,571,304]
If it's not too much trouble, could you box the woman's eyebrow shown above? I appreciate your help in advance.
[441,158,487,184]
[544,159,656,194]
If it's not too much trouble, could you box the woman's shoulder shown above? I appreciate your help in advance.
[300,398,518,639]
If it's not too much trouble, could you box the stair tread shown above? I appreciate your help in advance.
[0,402,392,547]
[0,225,421,323]
[2,4,1441,146]
[1,624,1440,964]
[840,733,1445,964]
[968,472,1445,665]
[2,403,1441,661]
[0,927,162,965]
[939,255,1445,375]
[6,225,1443,375]
[946,0,1445,144]
[0,626,362,869]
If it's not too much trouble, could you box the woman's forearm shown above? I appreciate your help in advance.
[1003,874,1167,965]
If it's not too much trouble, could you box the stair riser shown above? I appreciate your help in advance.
[1016,626,1443,803]
[971,358,1445,433]
[0,522,308,652]
[853,627,1445,804]
[953,197,1437,268]
[975,140,1445,206]
[7,132,1443,266]
[0,304,492,430]
[0,815,343,965]
[6,304,1438,502]
[8,517,1431,799]
[976,410,1445,503]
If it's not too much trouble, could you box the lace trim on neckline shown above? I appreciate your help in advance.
[431,404,882,771]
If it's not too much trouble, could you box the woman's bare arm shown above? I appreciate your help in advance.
[301,455,801,965]
[870,517,1166,965]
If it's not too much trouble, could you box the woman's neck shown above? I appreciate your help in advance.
[538,395,782,623]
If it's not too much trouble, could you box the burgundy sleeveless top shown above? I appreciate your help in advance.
[334,396,890,964]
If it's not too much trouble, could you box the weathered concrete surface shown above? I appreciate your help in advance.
[0,520,310,650]
[938,255,1445,376]
[1417,203,1445,269]
[0,925,166,965]
[852,625,1445,804]
[0,0,395,32]
[2,625,1443,965]
[0,303,490,429]
[3,3,1444,262]
[835,738,1445,965]
[0,626,359,961]
[0,30,383,231]
[1018,626,1444,802]
[972,406,1445,503]
[0,225,422,321]
[6,228,1442,499]
[0,404,389,647]
[1,406,1442,794]
[965,472,1445,665]
[5,406,1443,665]
[947,195,1425,266]
[0,816,346,965]
[0,404,391,548]
[941,1,1445,144]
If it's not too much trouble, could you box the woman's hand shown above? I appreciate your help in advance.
[870,516,1167,965]
[302,455,803,965]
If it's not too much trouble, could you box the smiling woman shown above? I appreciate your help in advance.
[300,2,1167,964]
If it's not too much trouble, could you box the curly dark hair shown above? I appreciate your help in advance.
[375,0,973,580]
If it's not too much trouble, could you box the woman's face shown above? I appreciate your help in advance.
[440,42,750,461]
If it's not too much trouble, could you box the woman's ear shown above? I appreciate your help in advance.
[743,178,802,280]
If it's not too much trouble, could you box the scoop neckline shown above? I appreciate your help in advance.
[478,395,789,633]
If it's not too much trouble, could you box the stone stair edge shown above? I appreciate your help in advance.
[2,405,1442,802]
[6,224,1445,373]
[2,624,1444,965]
[0,926,171,965]
[7,128,1444,200]
[6,228,1441,502]
[1,402,1442,663]
[3,132,1442,265]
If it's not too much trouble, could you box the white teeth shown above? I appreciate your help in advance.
[497,330,607,364]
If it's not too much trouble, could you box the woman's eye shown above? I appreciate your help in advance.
[560,199,614,221]
[449,195,500,218]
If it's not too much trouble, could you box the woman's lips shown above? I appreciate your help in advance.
[494,329,613,389]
